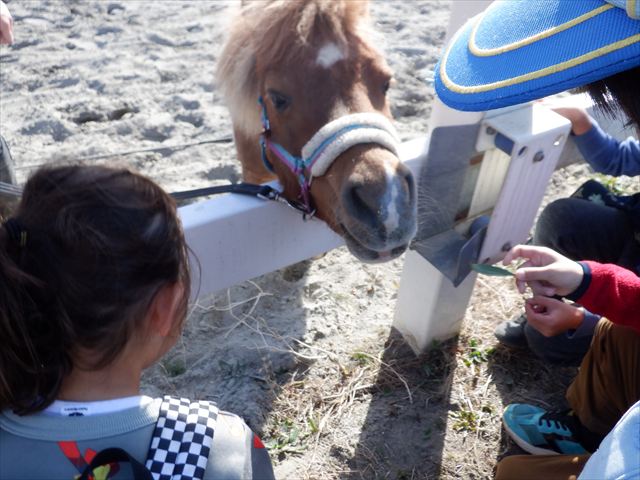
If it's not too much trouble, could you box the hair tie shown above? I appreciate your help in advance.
[3,218,27,247]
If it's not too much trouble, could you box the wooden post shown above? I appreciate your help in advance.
[393,102,573,354]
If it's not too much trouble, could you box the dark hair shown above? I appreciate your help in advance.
[0,165,190,414]
[582,66,640,128]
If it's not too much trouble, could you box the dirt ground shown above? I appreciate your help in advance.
[0,1,635,478]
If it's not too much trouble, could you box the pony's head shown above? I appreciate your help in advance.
[217,0,416,262]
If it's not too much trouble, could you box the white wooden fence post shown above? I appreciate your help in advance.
[393,101,574,353]
[178,1,634,355]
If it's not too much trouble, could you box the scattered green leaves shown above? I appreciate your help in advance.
[351,351,373,366]
[265,418,305,455]
[451,409,480,432]
[307,416,319,434]
[463,338,495,367]
[592,173,635,195]
[471,263,514,277]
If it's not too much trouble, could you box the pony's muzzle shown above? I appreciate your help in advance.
[341,155,416,255]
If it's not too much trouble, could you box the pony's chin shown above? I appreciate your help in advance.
[341,227,408,263]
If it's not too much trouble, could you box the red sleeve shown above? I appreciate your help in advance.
[577,261,640,331]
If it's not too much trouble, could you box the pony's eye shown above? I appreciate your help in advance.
[382,80,391,95]
[267,90,291,113]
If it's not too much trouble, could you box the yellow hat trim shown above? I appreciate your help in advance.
[469,4,614,57]
[440,15,640,94]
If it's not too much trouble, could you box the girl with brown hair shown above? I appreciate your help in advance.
[0,165,274,479]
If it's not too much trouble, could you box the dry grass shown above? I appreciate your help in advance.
[248,271,580,479]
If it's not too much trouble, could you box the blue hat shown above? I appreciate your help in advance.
[435,0,640,112]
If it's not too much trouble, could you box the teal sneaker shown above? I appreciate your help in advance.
[502,404,589,455]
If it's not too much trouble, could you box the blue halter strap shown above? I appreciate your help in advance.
[259,96,313,214]
[257,96,398,217]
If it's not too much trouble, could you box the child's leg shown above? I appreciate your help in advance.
[523,319,594,366]
[567,319,640,436]
[495,454,590,480]
[534,197,638,270]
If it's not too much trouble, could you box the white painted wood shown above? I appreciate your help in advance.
[392,92,632,353]
[429,98,484,129]
[442,0,491,43]
[180,135,428,299]
[391,0,489,354]
[180,194,343,299]
[467,148,510,217]
[180,91,619,350]
[477,105,571,264]
[394,251,477,352]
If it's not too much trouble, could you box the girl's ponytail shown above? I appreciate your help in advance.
[0,165,190,415]
[0,218,73,414]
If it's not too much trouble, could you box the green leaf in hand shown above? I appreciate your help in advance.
[470,263,514,277]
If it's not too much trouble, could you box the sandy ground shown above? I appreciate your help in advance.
[0,1,629,478]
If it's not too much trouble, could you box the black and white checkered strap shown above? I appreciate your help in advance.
[145,396,219,480]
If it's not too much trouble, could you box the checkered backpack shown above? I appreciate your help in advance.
[78,396,219,480]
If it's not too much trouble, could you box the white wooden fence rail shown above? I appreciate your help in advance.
[180,0,634,353]
[180,91,631,353]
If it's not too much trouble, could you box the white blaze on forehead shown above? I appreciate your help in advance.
[316,42,345,68]
[383,163,401,233]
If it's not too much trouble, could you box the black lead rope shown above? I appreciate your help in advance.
[170,182,315,219]
[170,182,275,201]
[1,181,315,218]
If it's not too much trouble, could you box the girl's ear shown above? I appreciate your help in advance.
[147,283,184,337]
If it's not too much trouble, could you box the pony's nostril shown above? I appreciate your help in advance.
[345,183,379,226]
[406,172,416,202]
[398,164,415,199]
[350,184,377,213]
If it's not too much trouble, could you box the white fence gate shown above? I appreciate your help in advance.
[180,1,633,354]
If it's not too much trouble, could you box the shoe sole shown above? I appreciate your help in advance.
[502,416,559,456]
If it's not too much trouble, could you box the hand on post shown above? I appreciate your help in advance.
[549,105,593,136]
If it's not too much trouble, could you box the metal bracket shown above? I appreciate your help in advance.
[412,219,487,287]
[412,103,571,285]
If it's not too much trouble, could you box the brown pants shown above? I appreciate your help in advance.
[495,320,640,480]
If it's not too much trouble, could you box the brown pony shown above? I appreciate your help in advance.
[217,0,416,262]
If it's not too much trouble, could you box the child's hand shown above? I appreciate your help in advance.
[0,1,13,45]
[550,106,593,136]
[503,245,584,297]
[524,296,584,337]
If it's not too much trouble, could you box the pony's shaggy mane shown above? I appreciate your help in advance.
[216,0,371,137]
